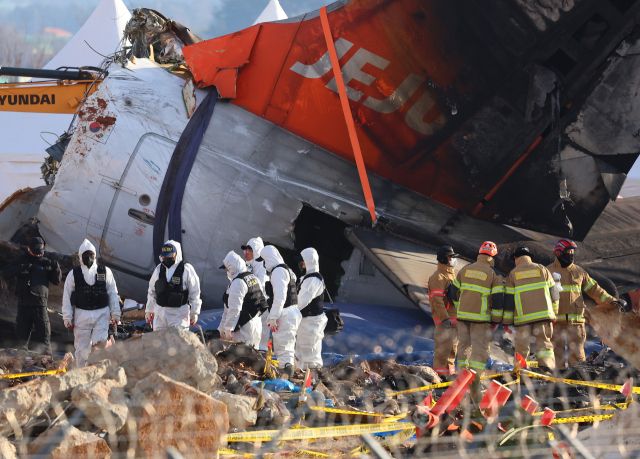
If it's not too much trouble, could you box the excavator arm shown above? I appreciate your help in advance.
[0,67,102,114]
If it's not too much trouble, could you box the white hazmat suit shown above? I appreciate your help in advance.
[295,248,328,369]
[243,237,271,351]
[62,239,120,367]
[146,240,202,331]
[218,251,262,348]
[262,245,301,367]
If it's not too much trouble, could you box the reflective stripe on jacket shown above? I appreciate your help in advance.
[504,256,557,326]
[452,254,504,323]
[547,258,614,324]
[428,263,457,325]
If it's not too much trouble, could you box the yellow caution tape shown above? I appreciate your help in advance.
[392,372,510,396]
[533,402,630,416]
[525,361,539,368]
[292,450,332,458]
[224,422,412,442]
[384,412,411,423]
[552,414,615,424]
[219,447,254,457]
[520,369,640,394]
[0,367,66,379]
[351,427,416,455]
[309,406,401,418]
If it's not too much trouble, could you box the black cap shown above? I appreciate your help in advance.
[28,237,45,255]
[219,264,226,269]
[160,243,177,257]
[241,245,252,251]
[512,246,533,260]
[436,246,459,264]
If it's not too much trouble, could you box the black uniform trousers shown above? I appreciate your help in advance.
[15,299,52,355]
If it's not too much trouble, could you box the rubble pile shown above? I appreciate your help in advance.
[1,327,639,458]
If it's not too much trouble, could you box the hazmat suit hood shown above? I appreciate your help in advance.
[158,240,183,265]
[261,245,284,271]
[247,237,265,259]
[301,248,319,274]
[223,251,247,279]
[78,239,98,284]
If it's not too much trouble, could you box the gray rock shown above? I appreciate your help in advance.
[46,360,111,403]
[217,393,257,429]
[0,379,51,436]
[0,438,16,459]
[87,327,219,391]
[71,374,129,433]
[28,421,110,459]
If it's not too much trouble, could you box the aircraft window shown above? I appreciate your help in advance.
[139,194,152,206]
[543,49,576,76]
[360,255,376,277]
[573,14,610,50]
[609,0,638,14]
[128,208,155,225]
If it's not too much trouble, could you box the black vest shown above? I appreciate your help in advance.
[71,265,109,310]
[265,263,298,309]
[155,261,189,308]
[15,256,53,302]
[223,272,269,330]
[299,272,325,317]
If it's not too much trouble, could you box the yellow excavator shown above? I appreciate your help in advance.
[0,66,102,114]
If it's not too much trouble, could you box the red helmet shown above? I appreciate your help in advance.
[479,241,498,257]
[553,238,577,257]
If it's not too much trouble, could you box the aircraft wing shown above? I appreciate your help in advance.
[183,0,640,241]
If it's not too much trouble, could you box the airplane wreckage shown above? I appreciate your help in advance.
[1,0,640,363]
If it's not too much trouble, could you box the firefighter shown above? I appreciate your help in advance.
[451,241,504,375]
[504,247,560,371]
[547,239,624,368]
[428,246,459,378]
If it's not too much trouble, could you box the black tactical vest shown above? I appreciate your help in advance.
[15,256,53,302]
[155,261,189,308]
[223,272,269,330]
[265,263,298,308]
[71,265,109,310]
[299,272,325,318]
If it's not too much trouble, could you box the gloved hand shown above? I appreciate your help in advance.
[613,298,632,314]
[442,318,452,329]
[145,312,154,323]
[503,325,515,334]
[267,317,279,332]
[220,330,233,341]
[490,323,499,332]
[64,319,73,329]
[190,312,199,326]
[111,315,121,326]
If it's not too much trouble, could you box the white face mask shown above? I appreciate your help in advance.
[449,258,458,267]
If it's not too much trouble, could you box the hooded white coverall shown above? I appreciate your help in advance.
[61,239,120,367]
[146,240,202,331]
[218,251,262,348]
[262,246,301,367]
[295,248,328,369]
[244,237,271,351]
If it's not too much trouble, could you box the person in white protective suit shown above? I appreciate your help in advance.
[145,240,201,331]
[218,251,268,348]
[261,245,302,378]
[241,237,271,352]
[295,248,328,369]
[61,239,120,367]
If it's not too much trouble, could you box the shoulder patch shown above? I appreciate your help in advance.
[171,276,181,284]
[465,270,487,281]
[515,269,541,280]
[96,273,106,281]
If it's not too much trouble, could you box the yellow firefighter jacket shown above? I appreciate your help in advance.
[547,258,614,324]
[504,256,558,326]
[452,254,505,323]
[428,263,457,326]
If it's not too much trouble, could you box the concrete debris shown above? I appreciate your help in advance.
[0,379,51,436]
[578,402,640,459]
[586,304,640,371]
[46,360,110,403]
[216,393,257,429]
[87,327,219,391]
[28,421,110,459]
[0,438,16,459]
[70,370,128,433]
[135,373,228,459]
